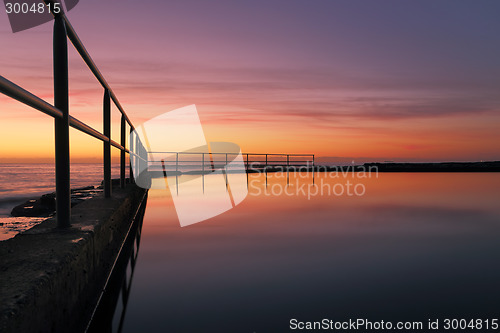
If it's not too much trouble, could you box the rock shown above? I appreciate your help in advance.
[10,198,54,217]
[39,194,56,211]
[10,186,101,217]
[71,186,95,192]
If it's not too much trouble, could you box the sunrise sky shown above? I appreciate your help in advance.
[1,0,499,163]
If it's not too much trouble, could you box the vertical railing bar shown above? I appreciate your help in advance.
[129,127,134,185]
[246,153,249,188]
[161,159,167,177]
[312,154,315,185]
[103,88,111,198]
[286,154,290,185]
[135,135,139,182]
[53,15,71,228]
[225,153,228,189]
[139,142,148,185]
[265,153,268,186]
[120,114,125,188]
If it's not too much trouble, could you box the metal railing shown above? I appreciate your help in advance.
[0,0,148,228]
[147,152,315,173]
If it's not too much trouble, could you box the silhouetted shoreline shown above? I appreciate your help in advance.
[258,161,500,173]
[264,161,500,172]
[360,161,500,172]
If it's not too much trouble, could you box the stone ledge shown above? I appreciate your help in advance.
[0,184,148,333]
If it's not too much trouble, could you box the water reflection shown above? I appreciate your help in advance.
[123,173,500,332]
[86,194,148,333]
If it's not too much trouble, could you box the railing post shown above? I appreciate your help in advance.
[103,89,111,198]
[54,15,71,228]
[129,128,134,184]
[312,154,315,185]
[141,143,148,183]
[161,159,167,177]
[135,135,139,179]
[246,154,249,188]
[176,153,179,172]
[286,154,289,185]
[138,142,145,186]
[120,115,125,188]
[202,153,204,174]
[265,154,268,186]
[225,153,228,188]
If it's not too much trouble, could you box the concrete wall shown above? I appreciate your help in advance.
[0,184,148,333]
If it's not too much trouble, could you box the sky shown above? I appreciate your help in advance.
[1,0,500,163]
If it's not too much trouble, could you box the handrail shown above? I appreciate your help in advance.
[148,151,313,156]
[0,1,147,228]
[43,0,134,129]
[147,152,315,174]
[0,76,64,119]
[68,116,128,152]
[0,76,129,151]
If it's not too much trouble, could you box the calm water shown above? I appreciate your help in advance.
[121,172,500,332]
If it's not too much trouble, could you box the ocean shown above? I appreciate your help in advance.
[0,163,122,240]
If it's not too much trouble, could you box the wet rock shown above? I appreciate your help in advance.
[10,186,101,217]
[10,199,54,217]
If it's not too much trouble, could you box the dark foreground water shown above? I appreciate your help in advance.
[120,172,500,332]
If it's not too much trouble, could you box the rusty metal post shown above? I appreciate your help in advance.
[54,15,71,228]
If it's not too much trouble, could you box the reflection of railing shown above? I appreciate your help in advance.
[0,0,148,228]
[147,152,315,173]
[85,191,148,333]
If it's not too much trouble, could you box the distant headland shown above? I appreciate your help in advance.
[346,161,500,172]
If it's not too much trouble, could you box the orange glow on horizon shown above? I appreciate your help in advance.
[2,100,499,163]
